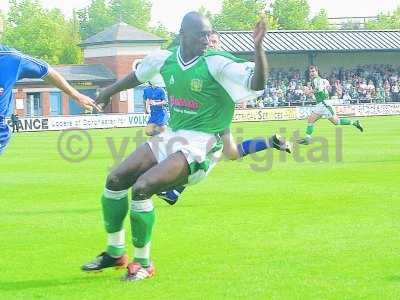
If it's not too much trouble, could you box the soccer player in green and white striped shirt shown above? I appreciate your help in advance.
[297,65,363,145]
[81,12,285,282]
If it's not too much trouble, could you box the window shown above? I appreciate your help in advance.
[50,92,62,116]
[26,92,42,116]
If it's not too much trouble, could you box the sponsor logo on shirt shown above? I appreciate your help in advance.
[170,96,199,110]
[0,87,4,96]
[191,79,203,92]
[169,75,175,85]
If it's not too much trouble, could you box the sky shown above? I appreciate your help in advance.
[0,0,399,32]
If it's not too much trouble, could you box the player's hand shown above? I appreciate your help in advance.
[253,15,267,49]
[75,94,103,112]
[96,88,111,109]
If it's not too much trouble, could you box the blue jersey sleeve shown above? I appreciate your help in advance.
[157,88,166,100]
[17,54,49,80]
[143,88,149,100]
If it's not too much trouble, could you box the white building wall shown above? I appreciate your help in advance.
[84,43,162,58]
[268,53,309,71]
[315,51,400,73]
[244,51,400,73]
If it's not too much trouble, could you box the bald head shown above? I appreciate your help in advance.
[180,11,211,34]
[179,11,212,59]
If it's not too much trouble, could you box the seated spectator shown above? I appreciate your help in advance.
[235,63,400,108]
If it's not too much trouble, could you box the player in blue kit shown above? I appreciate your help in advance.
[143,83,168,136]
[0,45,101,155]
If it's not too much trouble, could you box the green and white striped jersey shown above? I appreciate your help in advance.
[312,77,330,103]
[135,47,262,133]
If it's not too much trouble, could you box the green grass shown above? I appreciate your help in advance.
[1,116,400,300]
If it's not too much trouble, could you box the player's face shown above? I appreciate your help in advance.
[208,33,220,50]
[183,19,212,56]
[309,67,318,79]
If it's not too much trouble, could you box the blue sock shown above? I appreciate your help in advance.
[237,139,269,157]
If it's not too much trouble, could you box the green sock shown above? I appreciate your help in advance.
[339,118,352,125]
[101,189,129,256]
[306,123,315,135]
[131,199,155,267]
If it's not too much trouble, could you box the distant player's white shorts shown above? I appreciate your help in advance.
[311,102,335,118]
[147,128,223,185]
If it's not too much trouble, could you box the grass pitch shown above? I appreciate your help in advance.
[0,116,399,300]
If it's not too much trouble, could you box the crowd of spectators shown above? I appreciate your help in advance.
[241,64,400,108]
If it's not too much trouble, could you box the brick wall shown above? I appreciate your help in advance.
[85,55,145,113]
[15,89,26,117]
[62,93,69,115]
[42,92,50,116]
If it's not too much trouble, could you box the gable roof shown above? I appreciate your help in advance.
[219,30,400,53]
[80,22,165,47]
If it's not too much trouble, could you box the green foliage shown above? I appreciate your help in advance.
[109,0,152,30]
[77,0,152,40]
[272,0,311,30]
[3,0,82,64]
[198,5,214,22]
[76,0,114,40]
[149,22,172,49]
[340,20,362,30]
[365,6,400,29]
[212,0,272,31]
[0,10,5,39]
[310,9,331,30]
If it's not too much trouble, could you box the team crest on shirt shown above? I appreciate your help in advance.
[0,87,4,96]
[191,79,203,92]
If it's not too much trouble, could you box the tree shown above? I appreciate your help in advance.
[340,20,362,30]
[198,5,214,22]
[149,22,172,49]
[272,0,310,30]
[365,6,400,29]
[109,0,152,30]
[212,0,278,31]
[77,0,114,40]
[0,10,5,39]
[3,0,82,64]
[77,0,153,39]
[310,9,331,30]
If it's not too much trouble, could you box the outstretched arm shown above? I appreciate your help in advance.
[250,17,268,91]
[44,67,102,112]
[96,72,142,107]
[150,100,168,106]
[145,99,151,114]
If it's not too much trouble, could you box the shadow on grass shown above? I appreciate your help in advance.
[0,208,100,216]
[0,274,111,291]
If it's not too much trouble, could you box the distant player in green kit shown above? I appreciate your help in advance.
[81,12,281,282]
[297,65,363,145]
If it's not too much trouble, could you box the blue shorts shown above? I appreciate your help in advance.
[148,111,169,126]
[0,118,11,155]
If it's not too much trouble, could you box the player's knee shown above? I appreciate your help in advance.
[145,125,155,136]
[132,177,156,199]
[228,152,240,160]
[145,129,153,136]
[106,172,123,190]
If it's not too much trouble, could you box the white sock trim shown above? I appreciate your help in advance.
[104,188,128,200]
[134,242,151,259]
[107,229,125,247]
[132,199,154,212]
